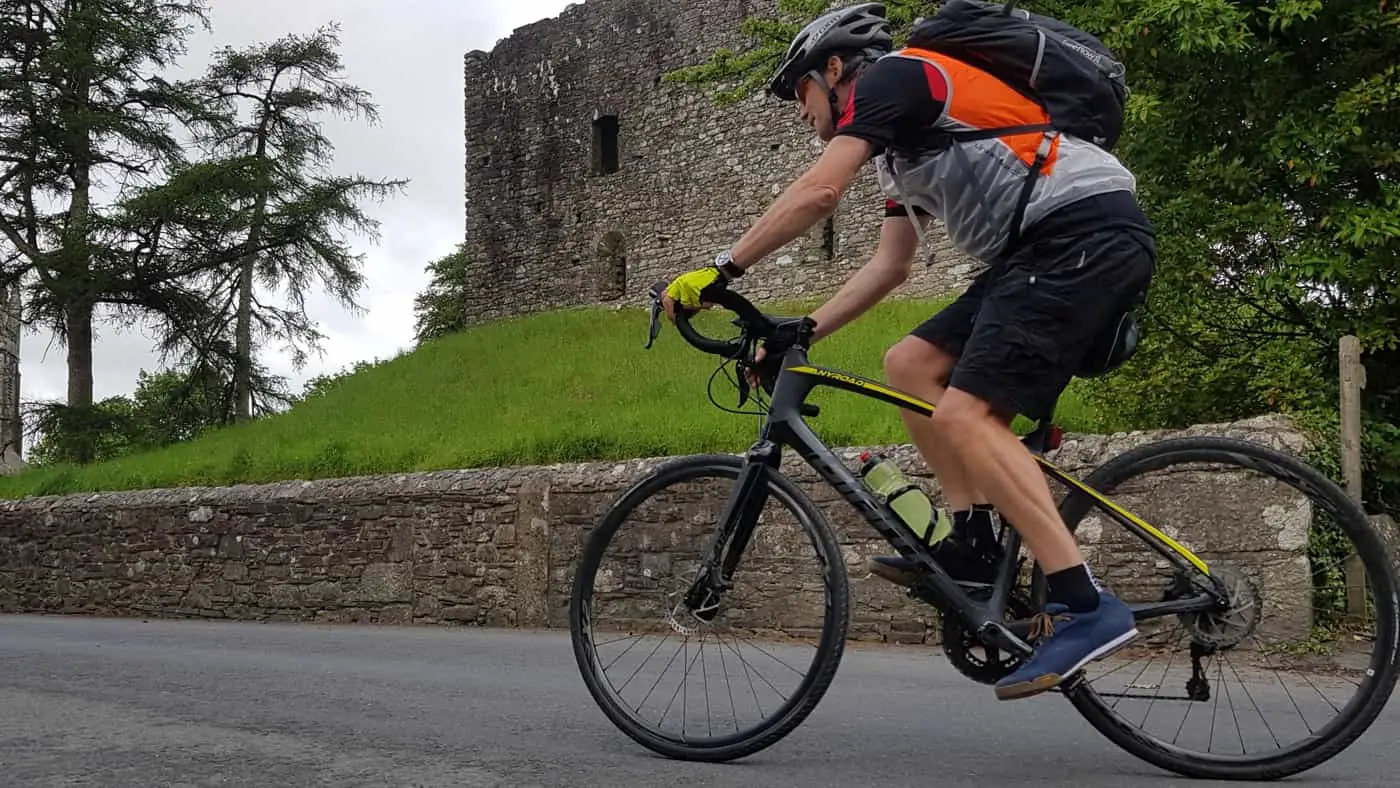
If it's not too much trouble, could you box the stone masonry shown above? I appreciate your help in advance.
[0,283,20,472]
[0,416,1329,649]
[461,0,980,328]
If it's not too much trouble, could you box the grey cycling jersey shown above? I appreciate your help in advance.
[870,48,1137,262]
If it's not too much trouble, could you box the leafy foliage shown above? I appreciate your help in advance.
[412,243,471,342]
[1074,0,1400,514]
[26,364,233,465]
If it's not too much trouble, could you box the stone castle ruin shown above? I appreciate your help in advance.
[461,0,978,327]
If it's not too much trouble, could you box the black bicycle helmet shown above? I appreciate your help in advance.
[768,2,893,101]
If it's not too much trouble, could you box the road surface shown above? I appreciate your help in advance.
[2,615,1397,787]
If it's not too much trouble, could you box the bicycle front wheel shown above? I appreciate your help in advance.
[569,453,850,762]
[1048,435,1400,781]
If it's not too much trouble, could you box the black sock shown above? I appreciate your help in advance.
[970,504,997,549]
[951,506,998,556]
[1046,564,1101,613]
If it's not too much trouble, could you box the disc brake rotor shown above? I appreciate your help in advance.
[1178,564,1262,650]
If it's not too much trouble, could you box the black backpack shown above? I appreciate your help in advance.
[907,0,1128,151]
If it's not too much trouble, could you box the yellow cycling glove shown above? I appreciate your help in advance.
[665,265,728,310]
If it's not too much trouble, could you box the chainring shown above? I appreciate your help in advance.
[941,588,1036,685]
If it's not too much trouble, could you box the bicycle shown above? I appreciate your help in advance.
[568,282,1400,780]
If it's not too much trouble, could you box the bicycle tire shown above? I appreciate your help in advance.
[569,453,851,762]
[1038,435,1400,780]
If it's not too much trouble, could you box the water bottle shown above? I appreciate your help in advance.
[859,450,951,545]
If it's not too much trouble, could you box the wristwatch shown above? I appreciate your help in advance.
[715,250,744,280]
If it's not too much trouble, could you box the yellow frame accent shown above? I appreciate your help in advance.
[788,365,935,415]
[1041,462,1212,576]
[787,364,1211,576]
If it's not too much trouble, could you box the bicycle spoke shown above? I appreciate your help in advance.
[570,457,847,756]
[635,636,689,715]
[717,630,740,734]
[1138,630,1180,728]
[612,628,674,695]
[1224,655,1282,750]
[1047,438,1399,779]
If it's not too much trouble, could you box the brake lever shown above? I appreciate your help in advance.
[645,281,666,349]
[645,298,662,349]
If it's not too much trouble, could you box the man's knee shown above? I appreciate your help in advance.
[883,336,956,390]
[932,386,1016,437]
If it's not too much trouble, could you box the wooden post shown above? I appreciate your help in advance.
[1340,335,1368,620]
[1340,336,1365,501]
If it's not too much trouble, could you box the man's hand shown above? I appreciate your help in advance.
[744,316,817,391]
[744,346,770,391]
[661,264,729,322]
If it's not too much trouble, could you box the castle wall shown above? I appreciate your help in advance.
[461,0,978,327]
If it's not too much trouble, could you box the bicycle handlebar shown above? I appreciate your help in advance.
[645,280,824,416]
[646,281,780,359]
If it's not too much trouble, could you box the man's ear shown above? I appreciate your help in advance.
[825,54,844,84]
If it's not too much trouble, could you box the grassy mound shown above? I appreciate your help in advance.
[0,295,1124,499]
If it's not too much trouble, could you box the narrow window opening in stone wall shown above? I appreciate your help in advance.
[480,154,490,167]
[822,217,836,259]
[597,231,627,300]
[592,115,620,175]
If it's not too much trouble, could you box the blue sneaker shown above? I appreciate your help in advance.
[994,592,1139,701]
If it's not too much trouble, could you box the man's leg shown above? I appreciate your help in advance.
[867,273,1006,586]
[933,388,1081,570]
[932,226,1155,700]
[884,337,990,509]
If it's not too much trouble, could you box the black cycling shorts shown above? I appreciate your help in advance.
[910,226,1156,422]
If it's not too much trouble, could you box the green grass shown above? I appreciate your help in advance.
[0,295,1127,499]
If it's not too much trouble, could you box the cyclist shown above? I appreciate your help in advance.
[661,2,1155,701]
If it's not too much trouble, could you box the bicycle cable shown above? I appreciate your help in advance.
[706,354,770,419]
[701,324,772,420]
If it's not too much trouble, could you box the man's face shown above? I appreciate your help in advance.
[795,57,845,141]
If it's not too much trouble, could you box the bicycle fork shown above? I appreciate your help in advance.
[682,441,780,621]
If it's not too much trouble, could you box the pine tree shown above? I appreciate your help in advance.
[182,23,406,421]
[0,0,215,462]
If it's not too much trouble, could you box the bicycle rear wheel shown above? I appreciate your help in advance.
[569,453,850,762]
[1044,435,1400,780]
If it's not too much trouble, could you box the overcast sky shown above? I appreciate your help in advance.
[18,0,575,406]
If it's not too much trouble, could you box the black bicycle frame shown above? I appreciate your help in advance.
[688,344,1227,659]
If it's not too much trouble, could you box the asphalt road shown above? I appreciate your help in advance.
[2,615,1398,787]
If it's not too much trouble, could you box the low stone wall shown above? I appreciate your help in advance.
[0,415,1318,645]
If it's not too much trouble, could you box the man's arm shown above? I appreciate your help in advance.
[727,134,873,271]
[807,213,925,342]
